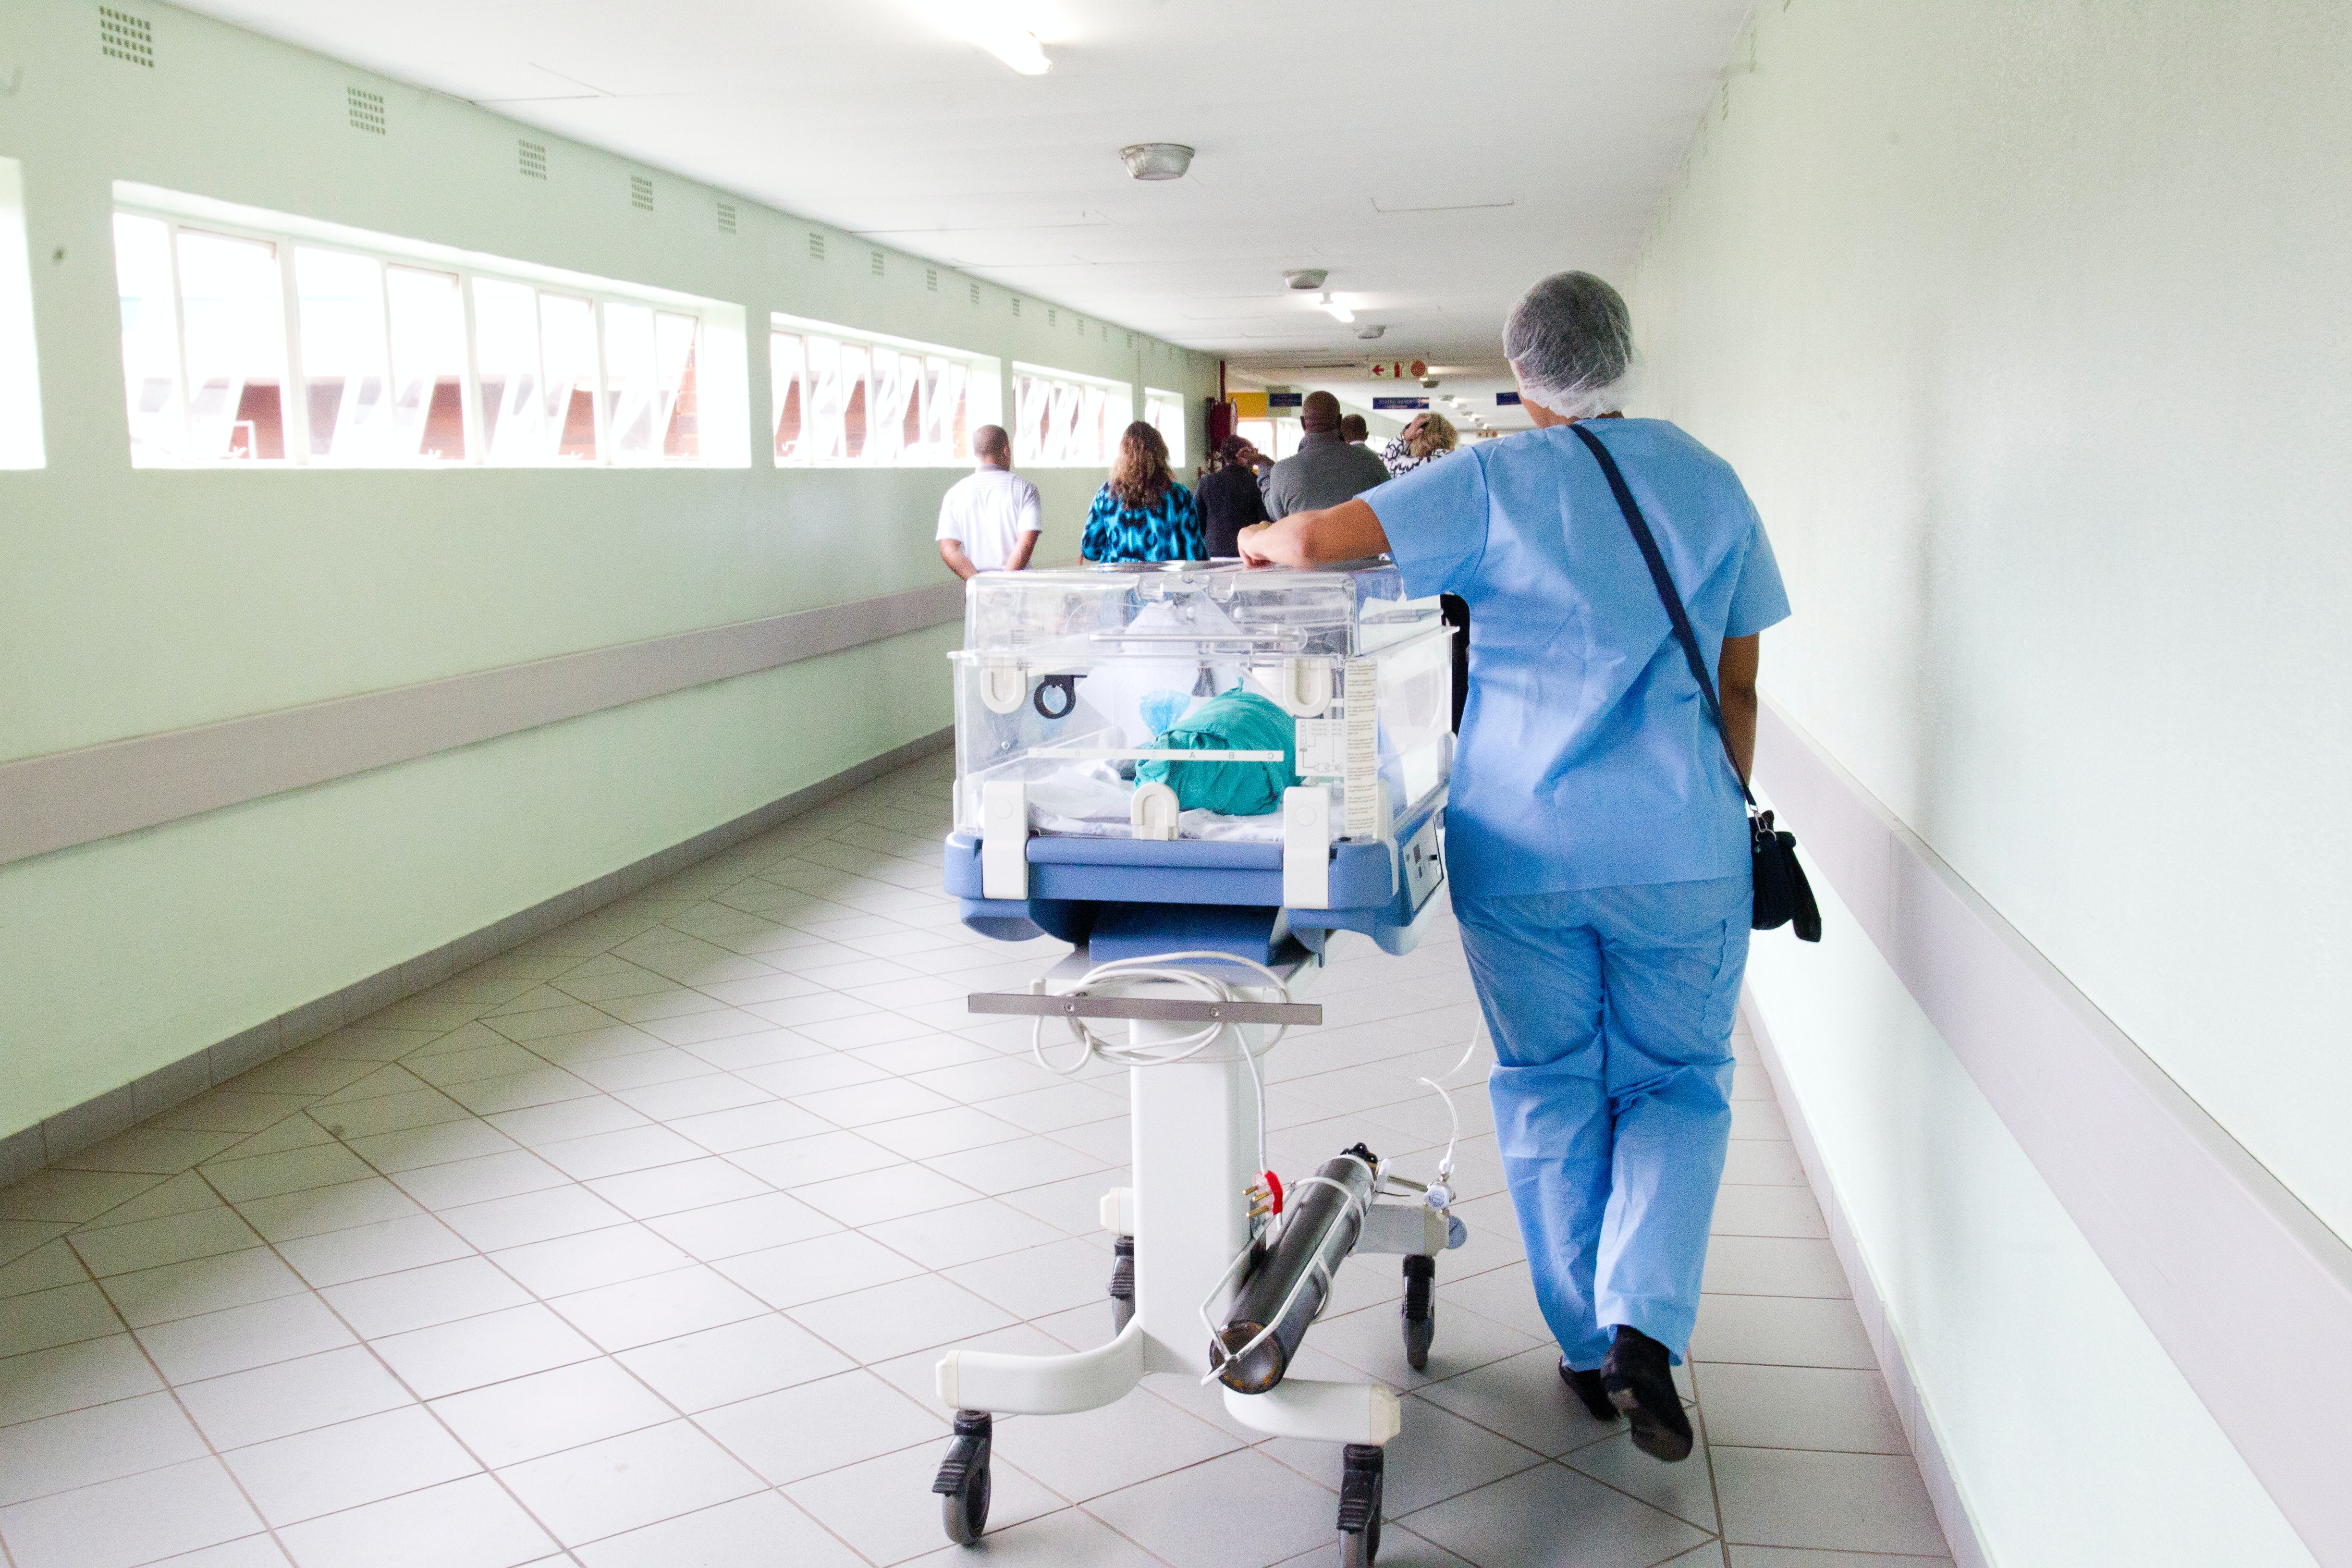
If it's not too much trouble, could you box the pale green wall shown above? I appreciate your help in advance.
[1631,1,2345,1560]
[0,0,1216,1136]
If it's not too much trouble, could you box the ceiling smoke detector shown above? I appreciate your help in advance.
[1120,143,1194,181]
[1356,324,1385,340]
[1284,269,1328,291]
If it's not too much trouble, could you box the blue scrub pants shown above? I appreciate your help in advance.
[1455,874,1750,1369]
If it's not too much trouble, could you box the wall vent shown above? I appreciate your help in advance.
[98,7,152,67]
[969,281,981,306]
[346,87,386,135]
[629,175,654,211]
[808,233,825,261]
[925,266,938,293]
[1101,323,1110,342]
[1047,308,1057,328]
[517,140,547,180]
[1011,297,1021,318]
[869,250,885,278]
[716,200,737,234]
[1126,331,1135,350]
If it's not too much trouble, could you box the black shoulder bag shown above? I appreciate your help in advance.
[1570,422,1822,942]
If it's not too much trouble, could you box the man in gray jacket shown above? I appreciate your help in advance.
[1263,390,1391,517]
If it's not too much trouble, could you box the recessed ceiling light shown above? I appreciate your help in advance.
[1356,324,1385,340]
[1284,269,1328,291]
[961,12,1050,74]
[1120,143,1194,180]
[1318,292,1355,323]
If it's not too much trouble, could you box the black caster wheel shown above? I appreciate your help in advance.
[1338,1442,1384,1566]
[932,1410,993,1546]
[1401,1254,1436,1372]
[1109,1236,1135,1335]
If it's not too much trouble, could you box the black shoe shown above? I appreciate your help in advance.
[1600,1326,1694,1462]
[1557,1358,1619,1423]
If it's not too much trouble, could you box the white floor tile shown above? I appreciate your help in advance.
[862,1198,1064,1270]
[1086,1448,1341,1568]
[429,1357,675,1466]
[495,1420,765,1546]
[1689,1293,1877,1371]
[696,1367,943,1485]
[136,1292,357,1384]
[1401,1460,1711,1568]
[549,1264,768,1352]
[99,1246,309,1329]
[787,1438,1064,1565]
[785,1273,1016,1364]
[0,1333,163,1425]
[319,1256,533,1338]
[490,1224,691,1298]
[726,1129,902,1188]
[177,1344,414,1449]
[715,1231,928,1309]
[223,1405,479,1525]
[1712,1447,1947,1556]
[584,1156,771,1219]
[640,1190,837,1260]
[570,1491,864,1568]
[371,1302,601,1399]
[69,1207,263,1279]
[0,1389,209,1506]
[0,1456,263,1568]
[615,1312,852,1411]
[275,1472,558,1568]
[275,1212,473,1289]
[1693,1363,1910,1455]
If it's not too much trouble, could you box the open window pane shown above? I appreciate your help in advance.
[295,247,392,463]
[539,294,599,462]
[839,342,871,460]
[657,311,698,460]
[804,334,847,460]
[385,265,466,461]
[473,276,545,464]
[114,212,184,465]
[176,228,287,461]
[771,331,806,460]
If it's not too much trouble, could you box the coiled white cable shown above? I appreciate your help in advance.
[1028,948,1296,1179]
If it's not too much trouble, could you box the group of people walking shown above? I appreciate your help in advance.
[933,391,1467,576]
[935,271,1795,1470]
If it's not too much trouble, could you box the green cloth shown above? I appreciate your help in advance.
[1135,690,1299,816]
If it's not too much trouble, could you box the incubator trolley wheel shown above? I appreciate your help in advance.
[933,1410,993,1546]
[1108,1235,1136,1334]
[1338,1442,1384,1566]
[1401,1254,1436,1372]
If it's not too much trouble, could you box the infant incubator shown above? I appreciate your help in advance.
[930,561,1468,1567]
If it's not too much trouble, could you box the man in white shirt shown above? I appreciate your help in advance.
[936,426,1042,579]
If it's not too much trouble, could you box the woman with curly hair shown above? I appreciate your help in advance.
[1381,410,1460,478]
[1081,421,1205,564]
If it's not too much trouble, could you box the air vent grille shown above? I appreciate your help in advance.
[518,140,547,180]
[969,282,981,306]
[717,201,736,234]
[808,233,825,261]
[630,175,653,211]
[869,250,885,278]
[1126,331,1135,350]
[1011,297,1021,318]
[925,267,938,293]
[347,87,385,135]
[99,7,152,67]
[1047,308,1057,328]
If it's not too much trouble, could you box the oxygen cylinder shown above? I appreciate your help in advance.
[1212,1145,1380,1394]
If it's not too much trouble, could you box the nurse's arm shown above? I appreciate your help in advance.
[1718,634,1761,785]
[1236,499,1391,567]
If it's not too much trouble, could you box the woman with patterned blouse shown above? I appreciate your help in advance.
[1081,421,1205,564]
[1380,410,1461,478]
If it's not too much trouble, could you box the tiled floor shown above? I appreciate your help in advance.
[0,753,1953,1568]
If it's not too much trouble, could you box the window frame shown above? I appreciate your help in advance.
[768,311,1000,469]
[1143,387,1187,466]
[110,182,747,470]
[1,157,46,470]
[1010,361,1133,469]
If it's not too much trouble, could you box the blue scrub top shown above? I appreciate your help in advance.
[1367,418,1790,899]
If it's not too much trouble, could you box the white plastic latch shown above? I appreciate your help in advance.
[1277,657,1333,717]
[1129,782,1180,841]
[1283,785,1332,909]
[979,658,1026,715]
[981,781,1029,899]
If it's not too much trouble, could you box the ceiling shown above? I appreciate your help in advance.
[172,0,1753,378]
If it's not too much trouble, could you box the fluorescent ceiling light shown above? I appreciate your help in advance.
[1318,293,1354,323]
[972,23,1050,73]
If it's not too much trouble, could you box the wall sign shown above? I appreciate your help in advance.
[1268,391,1303,409]
[1367,360,1430,381]
[1496,392,1521,405]
[1372,396,1429,410]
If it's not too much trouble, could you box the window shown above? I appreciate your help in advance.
[2,158,48,469]
[770,313,999,466]
[1143,388,1187,464]
[110,184,746,468]
[1011,363,1132,468]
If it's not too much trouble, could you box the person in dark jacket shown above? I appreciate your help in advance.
[1197,434,1272,557]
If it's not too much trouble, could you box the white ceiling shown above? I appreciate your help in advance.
[173,0,1752,377]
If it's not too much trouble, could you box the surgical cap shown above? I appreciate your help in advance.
[1503,271,1634,420]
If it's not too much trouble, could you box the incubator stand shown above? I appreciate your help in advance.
[931,563,1464,1567]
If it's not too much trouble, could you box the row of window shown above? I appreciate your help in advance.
[74,186,1188,472]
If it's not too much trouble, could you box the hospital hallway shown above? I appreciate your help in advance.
[3,1,2349,1566]
[0,753,1947,1568]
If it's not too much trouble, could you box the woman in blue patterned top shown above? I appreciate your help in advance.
[1081,421,1205,564]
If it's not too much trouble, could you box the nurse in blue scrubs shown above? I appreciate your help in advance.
[1239,271,1789,1464]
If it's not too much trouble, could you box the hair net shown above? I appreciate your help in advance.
[1503,271,1634,419]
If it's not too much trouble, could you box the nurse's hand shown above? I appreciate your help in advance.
[1240,500,1390,568]
[1237,523,1275,565]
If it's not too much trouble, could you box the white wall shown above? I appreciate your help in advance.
[1630,1,2349,1560]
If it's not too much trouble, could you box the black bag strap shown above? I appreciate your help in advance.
[1568,421,1756,809]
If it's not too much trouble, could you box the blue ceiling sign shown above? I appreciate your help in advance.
[1372,396,1429,410]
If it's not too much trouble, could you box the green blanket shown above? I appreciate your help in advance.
[1136,690,1299,816]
